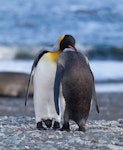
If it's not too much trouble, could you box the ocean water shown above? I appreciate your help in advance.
[0,0,123,92]
[0,0,123,46]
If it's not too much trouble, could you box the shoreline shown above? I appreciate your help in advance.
[0,71,123,97]
[0,92,123,120]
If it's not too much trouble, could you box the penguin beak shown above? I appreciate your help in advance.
[54,64,64,115]
[68,45,77,52]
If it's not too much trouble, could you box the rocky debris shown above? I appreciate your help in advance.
[0,116,123,150]
[0,72,33,97]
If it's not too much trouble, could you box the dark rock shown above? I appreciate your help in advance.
[0,72,33,97]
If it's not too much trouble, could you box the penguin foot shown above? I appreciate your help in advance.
[61,123,70,132]
[37,121,47,130]
[44,119,52,128]
[78,126,86,132]
[53,121,60,130]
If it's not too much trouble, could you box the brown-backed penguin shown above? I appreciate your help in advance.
[25,35,76,130]
[54,46,99,132]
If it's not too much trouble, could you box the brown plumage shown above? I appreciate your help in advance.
[54,48,99,132]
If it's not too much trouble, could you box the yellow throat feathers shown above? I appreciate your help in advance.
[41,35,65,63]
[46,50,61,63]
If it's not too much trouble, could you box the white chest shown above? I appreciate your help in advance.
[34,57,57,88]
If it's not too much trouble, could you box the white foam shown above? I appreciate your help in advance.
[0,60,123,81]
[96,83,123,92]
[0,46,39,59]
[90,60,123,81]
[0,60,33,73]
[0,59,123,92]
[0,46,17,59]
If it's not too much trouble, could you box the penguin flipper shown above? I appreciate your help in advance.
[54,64,64,115]
[85,57,99,113]
[25,68,34,106]
[89,67,100,113]
[32,49,48,69]
[92,80,100,113]
[25,49,48,106]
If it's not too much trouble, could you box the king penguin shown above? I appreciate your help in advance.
[54,44,99,132]
[25,34,76,130]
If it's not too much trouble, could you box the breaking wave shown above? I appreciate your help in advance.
[0,45,123,60]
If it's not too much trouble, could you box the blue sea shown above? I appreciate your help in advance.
[0,0,123,92]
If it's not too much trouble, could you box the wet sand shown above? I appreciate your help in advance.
[0,92,123,120]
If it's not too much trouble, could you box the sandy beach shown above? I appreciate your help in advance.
[0,92,123,149]
[0,92,123,120]
[0,72,123,149]
[0,73,123,149]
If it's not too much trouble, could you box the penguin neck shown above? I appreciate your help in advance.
[46,50,62,63]
[68,45,77,52]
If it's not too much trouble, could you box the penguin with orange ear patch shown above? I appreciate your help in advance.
[54,45,99,132]
[25,35,76,130]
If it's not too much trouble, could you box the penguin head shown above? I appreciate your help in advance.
[52,34,76,52]
[59,34,76,51]
[48,35,76,63]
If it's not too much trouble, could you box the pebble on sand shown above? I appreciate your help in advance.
[0,116,123,150]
